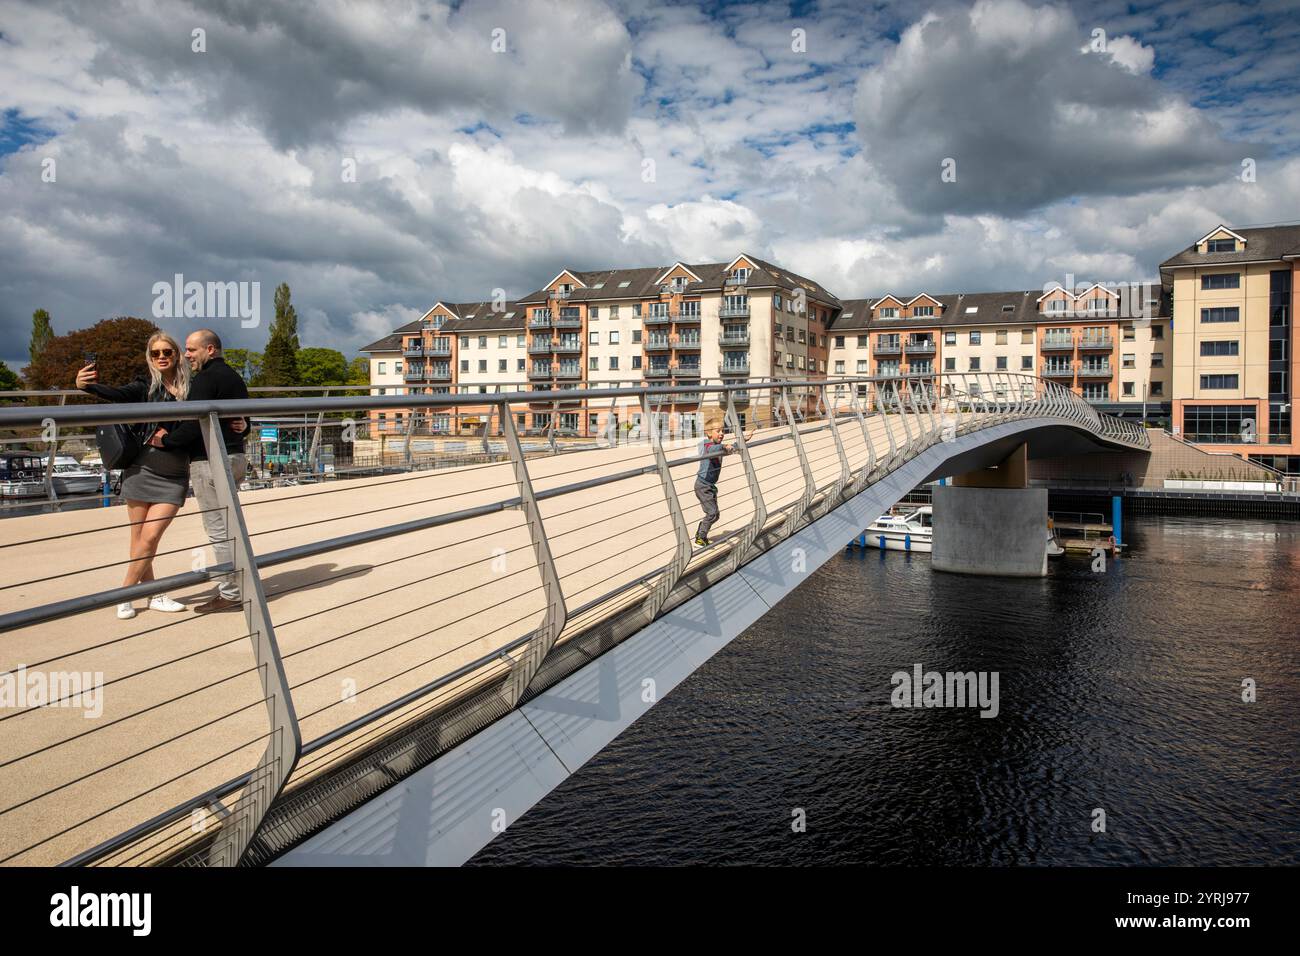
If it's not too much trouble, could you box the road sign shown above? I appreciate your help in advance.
[260,427,279,443]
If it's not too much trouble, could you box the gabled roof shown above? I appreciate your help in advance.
[544,269,586,290]
[1195,224,1247,246]
[654,262,702,285]
[1161,223,1300,269]
[871,295,906,308]
[1076,283,1119,298]
[904,293,943,307]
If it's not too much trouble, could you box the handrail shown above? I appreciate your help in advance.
[0,373,1147,867]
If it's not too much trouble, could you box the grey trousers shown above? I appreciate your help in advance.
[191,455,247,599]
[694,479,719,540]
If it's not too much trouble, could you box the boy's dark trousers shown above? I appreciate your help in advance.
[695,478,719,540]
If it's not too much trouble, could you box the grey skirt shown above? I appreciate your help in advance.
[121,448,190,506]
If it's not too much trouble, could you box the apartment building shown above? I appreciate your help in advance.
[1160,223,1300,471]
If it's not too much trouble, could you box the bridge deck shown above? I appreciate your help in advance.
[0,411,927,865]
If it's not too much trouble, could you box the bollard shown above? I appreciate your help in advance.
[1112,494,1123,549]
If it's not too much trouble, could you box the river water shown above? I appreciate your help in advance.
[470,515,1300,866]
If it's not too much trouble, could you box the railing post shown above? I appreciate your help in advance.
[847,382,878,491]
[777,386,817,539]
[639,393,692,620]
[721,387,768,574]
[874,381,901,466]
[200,413,300,866]
[816,383,852,514]
[307,411,324,474]
[499,399,568,707]
[402,409,416,467]
[891,379,917,456]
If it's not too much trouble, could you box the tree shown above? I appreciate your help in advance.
[347,356,369,385]
[29,309,54,368]
[256,283,300,388]
[22,316,159,394]
[296,347,349,388]
[0,360,21,392]
[224,348,263,383]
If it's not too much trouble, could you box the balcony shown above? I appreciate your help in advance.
[672,310,702,323]
[645,365,671,378]
[528,365,554,380]
[1041,335,1074,350]
[552,288,572,300]
[719,330,750,347]
[528,340,554,355]
[718,305,749,319]
[403,367,427,382]
[1079,364,1113,377]
[429,365,452,381]
[724,275,749,287]
[646,336,673,351]
[675,363,702,376]
[554,312,582,328]
[1042,365,1074,377]
[670,392,701,404]
[874,341,902,355]
[644,312,673,325]
[1078,336,1114,350]
[554,338,582,353]
[555,364,583,380]
[529,315,552,329]
[721,357,750,375]
[402,345,426,359]
[675,335,702,350]
[427,342,452,357]
[906,339,936,354]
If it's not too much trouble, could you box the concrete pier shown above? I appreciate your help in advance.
[932,443,1048,577]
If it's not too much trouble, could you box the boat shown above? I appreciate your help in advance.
[0,451,49,499]
[51,456,104,496]
[863,505,934,552]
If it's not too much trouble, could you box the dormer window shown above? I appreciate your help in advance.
[879,307,898,318]
[1046,299,1068,313]
[672,276,688,291]
[734,268,749,282]
[913,305,934,317]
[1207,238,1237,253]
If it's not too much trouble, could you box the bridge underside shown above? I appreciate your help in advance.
[272,417,1116,866]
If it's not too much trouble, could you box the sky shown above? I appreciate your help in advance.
[2,0,1299,371]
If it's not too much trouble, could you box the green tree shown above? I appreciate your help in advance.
[256,283,300,387]
[347,356,369,385]
[296,347,349,388]
[0,359,21,392]
[22,316,158,394]
[224,348,263,383]
[29,308,54,367]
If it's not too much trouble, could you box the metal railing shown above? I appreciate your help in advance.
[0,373,1147,867]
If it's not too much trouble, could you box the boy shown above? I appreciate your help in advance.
[694,417,753,547]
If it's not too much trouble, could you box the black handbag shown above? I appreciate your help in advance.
[95,422,146,471]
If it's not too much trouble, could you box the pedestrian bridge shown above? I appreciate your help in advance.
[0,374,1147,866]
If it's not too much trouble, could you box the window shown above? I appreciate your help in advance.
[610,305,620,317]
[459,360,468,372]
[879,307,898,318]
[460,335,470,347]
[609,331,619,345]
[798,330,806,344]
[1151,353,1164,367]
[1122,382,1135,397]
[1200,341,1238,356]
[1021,329,1033,344]
[914,305,934,317]
[377,362,387,374]
[996,330,1007,345]
[774,294,783,312]
[1200,374,1239,389]
[965,306,977,314]
[633,303,642,316]
[858,335,869,347]
[1021,355,1033,370]
[1269,370,1288,394]
[478,336,487,348]
[589,307,598,319]
[516,334,526,347]
[1206,238,1236,253]
[588,357,599,371]
[1122,353,1135,369]
[834,335,845,348]
[834,360,845,374]
[517,358,525,371]
[478,360,487,373]
[1270,339,1288,361]
[632,355,642,369]
[1201,273,1240,290]
[969,331,982,345]
[969,357,981,371]
[1201,307,1240,323]
[1150,381,1163,396]
[498,359,507,372]
[945,331,956,345]
[609,356,619,370]
[589,331,599,345]
[1123,325,1135,341]
[1152,324,1164,340]
[499,335,508,347]
[996,356,1008,370]
[856,360,868,373]
[945,357,956,371]
[1183,404,1254,442]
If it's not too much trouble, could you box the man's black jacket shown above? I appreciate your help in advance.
[161,356,249,461]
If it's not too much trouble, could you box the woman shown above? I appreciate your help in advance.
[77,332,193,619]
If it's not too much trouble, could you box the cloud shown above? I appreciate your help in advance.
[853,0,1261,217]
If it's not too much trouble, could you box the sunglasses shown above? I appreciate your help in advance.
[150,348,175,359]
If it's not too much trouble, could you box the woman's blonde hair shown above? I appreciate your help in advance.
[145,331,190,400]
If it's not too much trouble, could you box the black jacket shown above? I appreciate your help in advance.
[159,357,249,461]
[82,380,181,434]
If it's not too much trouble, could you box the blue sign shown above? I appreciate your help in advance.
[260,427,279,443]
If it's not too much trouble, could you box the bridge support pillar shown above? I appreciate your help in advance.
[933,443,1047,578]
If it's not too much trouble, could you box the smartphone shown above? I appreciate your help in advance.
[83,351,97,366]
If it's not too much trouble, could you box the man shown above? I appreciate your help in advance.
[149,329,250,613]
[694,417,752,548]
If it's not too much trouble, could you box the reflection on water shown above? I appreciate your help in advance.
[470,516,1300,866]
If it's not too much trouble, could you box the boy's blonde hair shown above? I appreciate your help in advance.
[704,416,724,433]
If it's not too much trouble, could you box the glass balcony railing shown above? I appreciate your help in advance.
[429,366,452,381]
[427,342,452,357]
[528,341,554,354]
[1079,364,1113,377]
[555,365,583,379]
[1041,335,1074,350]
[645,336,672,351]
[1078,336,1114,350]
[675,336,702,349]
[529,315,552,329]
[644,312,672,325]
[718,305,749,319]
[672,310,702,323]
[554,313,582,328]
[719,330,750,347]
[906,340,936,354]
[528,366,554,380]
[1042,365,1074,377]
[553,339,582,353]
[645,366,671,378]
[874,341,902,355]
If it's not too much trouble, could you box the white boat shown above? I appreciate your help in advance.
[52,456,104,496]
[862,504,1067,558]
[864,505,934,552]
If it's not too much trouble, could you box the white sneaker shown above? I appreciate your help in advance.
[117,602,137,620]
[148,594,186,612]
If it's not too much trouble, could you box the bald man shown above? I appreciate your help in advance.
[152,329,251,613]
